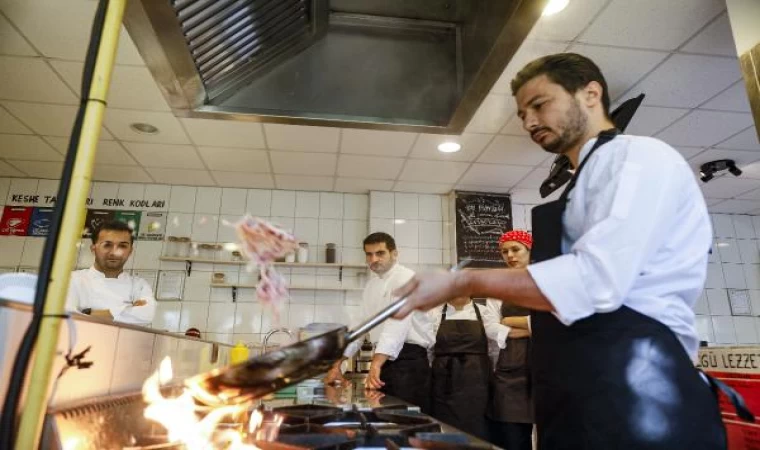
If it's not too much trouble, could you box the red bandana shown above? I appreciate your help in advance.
[499,229,533,249]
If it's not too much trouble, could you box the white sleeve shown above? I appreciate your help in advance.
[480,301,510,349]
[115,278,156,325]
[65,272,82,312]
[375,314,414,360]
[527,139,689,325]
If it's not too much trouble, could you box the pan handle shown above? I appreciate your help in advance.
[345,259,471,343]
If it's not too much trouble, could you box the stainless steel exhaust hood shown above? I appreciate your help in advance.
[124,0,546,133]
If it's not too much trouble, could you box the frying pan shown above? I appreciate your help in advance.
[186,261,470,405]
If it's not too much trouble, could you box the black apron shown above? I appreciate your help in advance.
[488,303,533,424]
[381,342,431,413]
[431,303,491,439]
[530,130,750,449]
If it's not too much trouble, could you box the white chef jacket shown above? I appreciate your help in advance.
[66,266,157,326]
[527,134,710,358]
[484,298,523,350]
[430,300,509,348]
[344,263,434,360]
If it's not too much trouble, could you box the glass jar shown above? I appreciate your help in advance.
[325,243,337,264]
[231,250,243,262]
[198,243,214,260]
[297,242,309,263]
[165,236,179,257]
[177,237,191,258]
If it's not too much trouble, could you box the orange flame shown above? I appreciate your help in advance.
[142,357,280,450]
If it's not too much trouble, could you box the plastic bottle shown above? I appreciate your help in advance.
[230,341,250,365]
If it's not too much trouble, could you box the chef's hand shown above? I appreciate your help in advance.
[324,383,350,405]
[508,328,530,339]
[132,299,148,307]
[365,362,385,390]
[324,362,348,386]
[364,388,385,407]
[392,271,465,319]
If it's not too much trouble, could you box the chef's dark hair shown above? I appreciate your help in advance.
[91,220,134,245]
[363,232,396,252]
[510,52,611,118]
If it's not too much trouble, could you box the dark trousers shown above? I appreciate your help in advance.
[488,419,532,450]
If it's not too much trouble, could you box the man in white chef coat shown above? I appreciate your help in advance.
[392,53,750,449]
[324,232,434,411]
[66,220,156,326]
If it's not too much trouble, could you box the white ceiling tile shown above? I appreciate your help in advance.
[715,127,760,151]
[3,102,113,138]
[455,184,513,194]
[578,0,725,51]
[270,151,337,176]
[393,182,453,195]
[736,185,760,200]
[0,106,31,134]
[515,168,551,189]
[701,81,752,112]
[734,161,760,182]
[44,137,136,166]
[50,61,169,111]
[477,135,549,166]
[708,199,760,214]
[104,110,190,144]
[93,165,153,183]
[181,118,265,149]
[464,95,515,134]
[0,134,61,161]
[682,13,737,56]
[123,143,204,169]
[334,178,393,193]
[458,164,532,188]
[703,198,725,206]
[409,133,493,162]
[529,0,608,41]
[0,14,35,56]
[7,160,62,179]
[566,44,669,100]
[1,1,143,64]
[490,40,570,95]
[690,149,760,174]
[275,175,333,191]
[340,129,417,157]
[210,172,274,189]
[264,124,339,152]
[0,56,76,104]
[146,168,215,186]
[623,106,690,136]
[398,160,470,183]
[631,54,740,108]
[198,147,270,173]
[499,114,525,136]
[675,147,706,160]
[656,111,754,147]
[699,176,760,199]
[337,155,404,180]
[0,160,24,177]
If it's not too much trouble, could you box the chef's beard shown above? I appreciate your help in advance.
[536,98,588,155]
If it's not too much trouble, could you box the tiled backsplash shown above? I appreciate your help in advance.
[0,177,371,345]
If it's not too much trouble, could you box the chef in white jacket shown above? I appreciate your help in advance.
[324,232,434,411]
[66,220,156,326]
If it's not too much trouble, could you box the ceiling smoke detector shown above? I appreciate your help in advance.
[699,159,742,183]
[129,122,159,135]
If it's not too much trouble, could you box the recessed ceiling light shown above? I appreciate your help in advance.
[542,0,569,16]
[394,219,406,225]
[437,142,462,153]
[130,122,159,135]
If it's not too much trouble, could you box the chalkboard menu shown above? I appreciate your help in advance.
[454,191,512,268]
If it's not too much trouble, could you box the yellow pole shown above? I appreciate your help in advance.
[14,1,126,448]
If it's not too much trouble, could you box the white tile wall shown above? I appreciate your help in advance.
[694,214,760,347]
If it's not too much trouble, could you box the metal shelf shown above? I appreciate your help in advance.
[210,283,364,301]
[158,257,367,276]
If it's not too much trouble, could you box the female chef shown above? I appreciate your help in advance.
[487,230,534,450]
[429,294,507,439]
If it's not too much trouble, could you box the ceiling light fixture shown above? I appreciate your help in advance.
[542,0,569,16]
[394,219,406,225]
[437,142,462,153]
[699,159,742,183]
[129,122,160,135]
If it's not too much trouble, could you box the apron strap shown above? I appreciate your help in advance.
[559,128,619,202]
[700,370,755,423]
